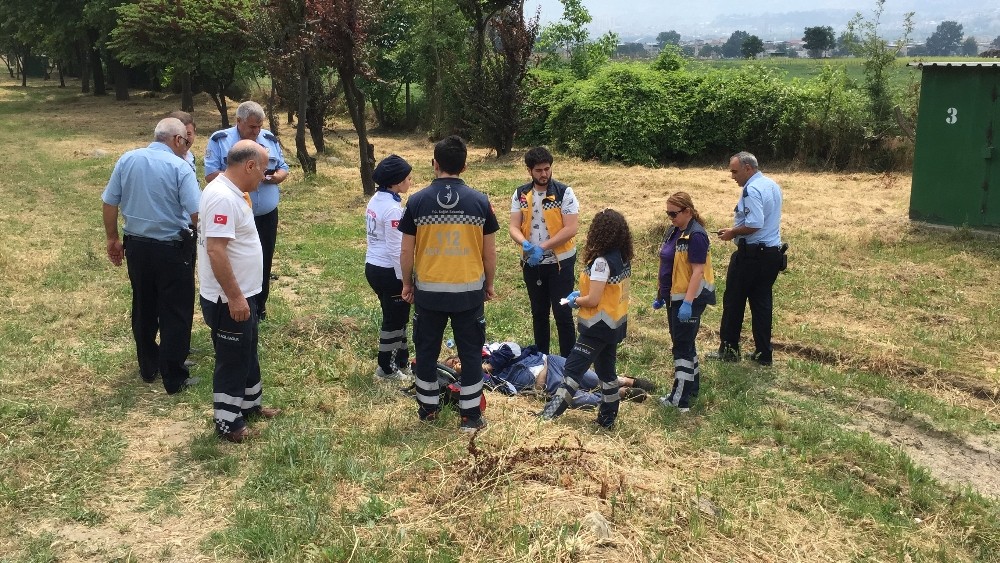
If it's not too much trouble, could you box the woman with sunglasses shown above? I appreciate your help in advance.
[653,192,716,412]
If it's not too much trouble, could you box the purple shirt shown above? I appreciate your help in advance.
[657,227,709,299]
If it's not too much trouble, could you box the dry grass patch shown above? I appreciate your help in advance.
[4,78,1000,561]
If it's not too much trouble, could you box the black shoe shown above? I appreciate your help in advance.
[166,377,201,395]
[706,349,740,362]
[750,352,772,366]
[621,387,648,403]
[459,416,487,433]
[594,415,616,429]
[630,377,657,394]
[141,372,159,383]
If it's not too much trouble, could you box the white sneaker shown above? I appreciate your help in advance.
[375,366,411,382]
[658,396,690,413]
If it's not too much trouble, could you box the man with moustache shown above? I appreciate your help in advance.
[508,147,580,357]
[710,151,785,367]
[101,117,201,393]
[199,140,281,443]
[204,101,289,321]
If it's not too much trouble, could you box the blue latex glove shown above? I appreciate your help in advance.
[526,244,544,266]
[565,290,580,308]
[678,300,693,322]
[522,240,533,252]
[652,298,665,310]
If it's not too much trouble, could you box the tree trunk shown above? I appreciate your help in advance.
[405,81,412,130]
[78,40,91,94]
[180,72,194,112]
[109,57,129,101]
[58,62,65,87]
[20,47,28,87]
[90,37,106,96]
[208,91,230,127]
[340,68,374,195]
[306,93,325,154]
[295,58,316,175]
[266,81,280,136]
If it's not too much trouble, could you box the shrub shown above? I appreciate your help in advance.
[684,65,809,161]
[544,64,697,165]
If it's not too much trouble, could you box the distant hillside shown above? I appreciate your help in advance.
[530,0,1000,43]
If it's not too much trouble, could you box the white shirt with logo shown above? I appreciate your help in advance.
[365,191,405,279]
[509,184,578,265]
[198,175,263,302]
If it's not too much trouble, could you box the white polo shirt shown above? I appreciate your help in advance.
[198,174,263,302]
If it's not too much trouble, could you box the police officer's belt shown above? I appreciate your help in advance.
[124,234,183,248]
[737,240,783,255]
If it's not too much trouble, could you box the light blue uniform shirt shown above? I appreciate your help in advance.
[101,142,201,241]
[184,150,196,174]
[203,127,288,216]
[733,170,783,247]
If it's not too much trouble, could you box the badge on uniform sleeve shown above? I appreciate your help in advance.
[391,220,400,228]
[594,260,606,273]
[214,214,228,225]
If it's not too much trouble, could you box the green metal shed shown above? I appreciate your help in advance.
[909,61,1000,230]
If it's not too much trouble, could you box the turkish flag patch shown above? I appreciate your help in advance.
[213,214,228,225]
[391,220,400,228]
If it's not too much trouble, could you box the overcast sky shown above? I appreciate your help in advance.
[525,0,1000,40]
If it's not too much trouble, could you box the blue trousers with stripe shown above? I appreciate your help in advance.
[664,300,707,409]
[412,304,485,420]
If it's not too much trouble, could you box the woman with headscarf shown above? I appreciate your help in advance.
[365,155,414,381]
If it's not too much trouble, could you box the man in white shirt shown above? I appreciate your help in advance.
[198,139,281,443]
[508,147,580,357]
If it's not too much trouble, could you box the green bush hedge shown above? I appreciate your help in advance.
[520,61,907,169]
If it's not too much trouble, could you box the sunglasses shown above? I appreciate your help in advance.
[176,134,191,147]
[666,208,686,218]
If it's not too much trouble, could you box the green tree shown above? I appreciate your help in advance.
[536,0,617,78]
[802,25,835,58]
[992,35,1000,49]
[925,20,963,56]
[722,30,748,58]
[466,2,538,155]
[834,31,858,56]
[361,0,419,128]
[845,0,914,144]
[656,30,680,48]
[616,42,647,58]
[651,44,685,72]
[109,0,258,116]
[961,36,978,56]
[309,0,380,186]
[741,35,763,59]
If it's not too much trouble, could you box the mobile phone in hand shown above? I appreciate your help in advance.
[265,168,277,176]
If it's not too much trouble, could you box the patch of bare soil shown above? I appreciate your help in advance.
[780,387,1000,500]
[23,409,237,562]
[845,398,1000,499]
[776,341,1000,405]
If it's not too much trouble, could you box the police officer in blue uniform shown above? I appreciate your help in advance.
[711,151,784,366]
[168,110,197,173]
[102,117,201,393]
[204,101,289,320]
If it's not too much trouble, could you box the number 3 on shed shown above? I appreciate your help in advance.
[945,107,958,124]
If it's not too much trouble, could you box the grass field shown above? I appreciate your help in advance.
[1,76,999,562]
[692,55,981,93]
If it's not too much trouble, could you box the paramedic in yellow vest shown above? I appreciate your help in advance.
[652,192,716,413]
[399,135,499,433]
[509,147,579,357]
[540,209,633,429]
